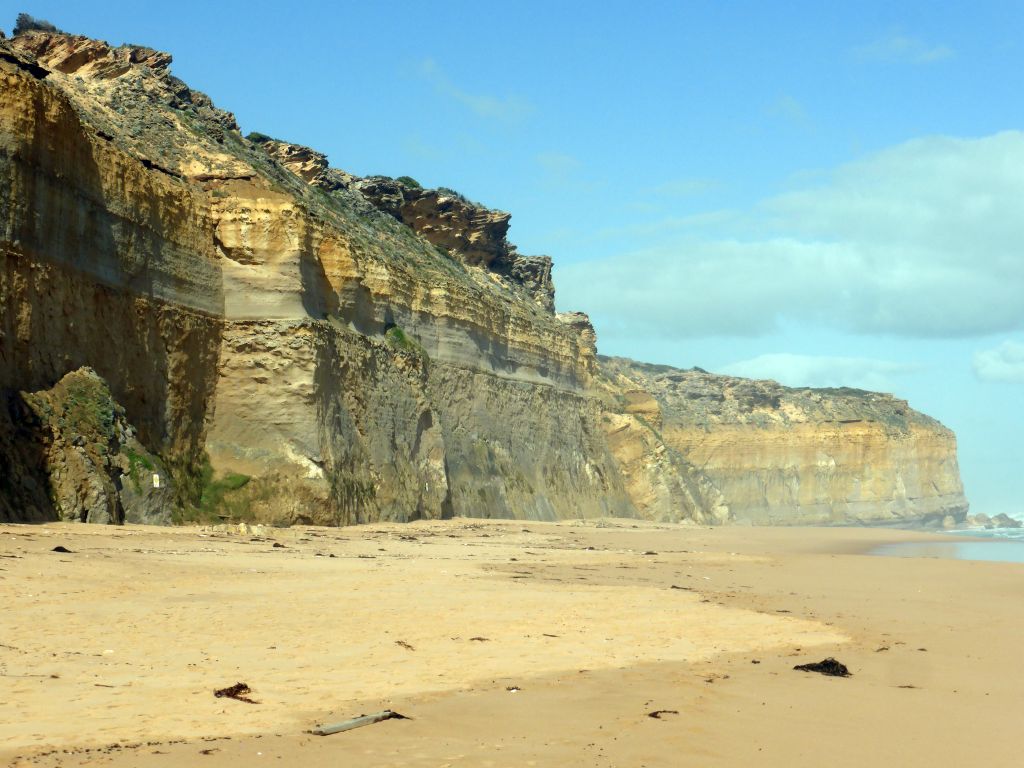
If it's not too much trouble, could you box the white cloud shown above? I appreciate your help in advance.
[855,34,953,64]
[766,94,811,126]
[536,152,581,176]
[720,354,922,392]
[419,58,532,122]
[973,340,1024,383]
[535,152,606,194]
[647,178,720,198]
[558,131,1024,338]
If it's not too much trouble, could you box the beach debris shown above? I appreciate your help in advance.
[213,682,259,704]
[897,684,918,689]
[51,546,73,553]
[793,658,851,677]
[395,640,415,651]
[751,659,760,664]
[642,551,658,555]
[311,710,409,736]
[272,542,286,548]
[506,685,521,692]
[469,636,490,642]
[670,585,694,591]
[647,710,679,719]
[875,646,890,652]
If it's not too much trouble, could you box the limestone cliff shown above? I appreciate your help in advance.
[597,358,968,525]
[0,24,968,527]
[0,27,624,525]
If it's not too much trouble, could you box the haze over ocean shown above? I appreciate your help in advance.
[17,0,1023,517]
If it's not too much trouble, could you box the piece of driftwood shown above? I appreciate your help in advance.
[793,658,852,677]
[311,710,409,736]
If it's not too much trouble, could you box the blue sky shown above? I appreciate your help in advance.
[13,2,1024,516]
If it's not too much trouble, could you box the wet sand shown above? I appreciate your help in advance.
[1,519,1020,766]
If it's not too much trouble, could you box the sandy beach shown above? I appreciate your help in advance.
[1,519,1020,767]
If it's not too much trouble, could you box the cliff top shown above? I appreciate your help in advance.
[599,356,943,434]
[3,22,561,319]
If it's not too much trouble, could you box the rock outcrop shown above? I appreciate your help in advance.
[0,23,969,527]
[0,368,172,524]
[253,137,556,312]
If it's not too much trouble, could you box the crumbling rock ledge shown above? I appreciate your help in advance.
[252,137,556,312]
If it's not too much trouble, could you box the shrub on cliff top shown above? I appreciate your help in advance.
[246,131,278,145]
[436,186,482,207]
[396,175,422,189]
[13,13,62,36]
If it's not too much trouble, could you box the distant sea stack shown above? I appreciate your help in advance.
[0,23,968,526]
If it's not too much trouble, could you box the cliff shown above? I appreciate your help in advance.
[597,358,968,525]
[0,24,968,527]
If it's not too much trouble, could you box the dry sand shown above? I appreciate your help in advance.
[0,519,1020,766]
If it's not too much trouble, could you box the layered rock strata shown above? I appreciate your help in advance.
[253,136,556,312]
[597,358,968,525]
[0,25,968,527]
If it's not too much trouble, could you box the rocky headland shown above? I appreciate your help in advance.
[0,20,969,527]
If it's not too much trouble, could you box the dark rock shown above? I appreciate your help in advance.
[793,658,852,677]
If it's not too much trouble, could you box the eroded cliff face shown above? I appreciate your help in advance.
[598,358,968,525]
[0,29,621,525]
[0,26,968,527]
[253,137,557,312]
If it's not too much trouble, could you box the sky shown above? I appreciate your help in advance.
[10,1,1024,516]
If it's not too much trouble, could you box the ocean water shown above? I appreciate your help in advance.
[871,521,1024,564]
